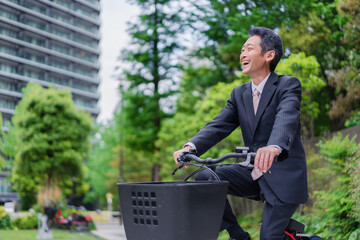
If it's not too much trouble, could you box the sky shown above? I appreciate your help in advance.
[97,0,139,123]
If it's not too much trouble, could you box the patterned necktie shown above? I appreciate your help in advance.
[251,88,262,180]
[253,88,260,115]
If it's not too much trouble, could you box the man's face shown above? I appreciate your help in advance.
[240,35,269,77]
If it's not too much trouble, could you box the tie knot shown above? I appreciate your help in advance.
[253,89,260,97]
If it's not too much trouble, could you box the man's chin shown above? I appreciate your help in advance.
[242,69,250,75]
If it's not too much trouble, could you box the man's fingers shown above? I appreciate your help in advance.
[255,146,280,172]
[173,146,192,165]
[173,150,182,165]
[254,153,260,168]
[258,151,265,172]
[263,151,270,173]
[265,154,274,172]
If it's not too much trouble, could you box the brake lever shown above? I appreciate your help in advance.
[238,154,278,169]
[173,151,189,175]
[172,162,185,175]
[238,153,254,169]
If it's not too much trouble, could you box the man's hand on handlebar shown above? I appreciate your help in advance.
[173,146,192,168]
[254,146,280,173]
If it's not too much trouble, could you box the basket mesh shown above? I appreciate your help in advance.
[131,191,159,226]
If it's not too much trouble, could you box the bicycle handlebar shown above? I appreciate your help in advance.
[178,152,256,168]
[173,146,278,179]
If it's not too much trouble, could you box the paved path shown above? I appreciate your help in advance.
[92,219,127,240]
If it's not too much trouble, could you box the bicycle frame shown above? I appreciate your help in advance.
[174,146,323,240]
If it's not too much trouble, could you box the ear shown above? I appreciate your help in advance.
[265,50,275,63]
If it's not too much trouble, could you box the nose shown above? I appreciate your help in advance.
[240,50,247,62]
[240,49,247,61]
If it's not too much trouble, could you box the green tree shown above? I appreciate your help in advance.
[301,134,360,239]
[179,0,314,94]
[10,83,93,207]
[276,52,326,138]
[280,0,359,131]
[85,120,120,208]
[85,113,151,209]
[117,0,185,180]
[328,0,360,128]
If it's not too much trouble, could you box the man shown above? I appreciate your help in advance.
[173,27,308,240]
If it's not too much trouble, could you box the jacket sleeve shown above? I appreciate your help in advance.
[189,88,239,156]
[267,76,302,154]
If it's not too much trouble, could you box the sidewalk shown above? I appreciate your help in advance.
[92,218,127,240]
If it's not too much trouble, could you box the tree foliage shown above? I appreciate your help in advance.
[327,0,360,128]
[9,83,93,205]
[180,0,313,89]
[117,0,186,180]
[280,0,359,131]
[296,134,360,239]
[118,0,184,150]
[85,113,151,209]
[85,119,120,208]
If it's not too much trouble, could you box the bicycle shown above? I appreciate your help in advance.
[117,147,323,240]
[174,146,323,240]
[45,205,93,232]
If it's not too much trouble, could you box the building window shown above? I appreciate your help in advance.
[0,178,12,194]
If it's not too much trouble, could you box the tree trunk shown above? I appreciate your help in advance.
[151,0,161,181]
[152,164,161,182]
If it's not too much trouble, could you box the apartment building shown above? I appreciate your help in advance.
[0,0,101,203]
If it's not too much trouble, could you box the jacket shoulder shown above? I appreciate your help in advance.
[275,74,301,88]
[276,74,300,82]
[232,81,250,93]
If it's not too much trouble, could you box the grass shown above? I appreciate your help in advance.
[0,229,105,240]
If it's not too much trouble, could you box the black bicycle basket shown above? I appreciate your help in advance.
[117,181,229,240]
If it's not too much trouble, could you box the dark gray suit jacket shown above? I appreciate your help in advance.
[189,72,309,204]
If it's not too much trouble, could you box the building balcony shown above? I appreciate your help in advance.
[0,89,22,98]
[0,70,99,100]
[0,16,100,54]
[76,104,100,116]
[4,0,100,39]
[0,107,15,115]
[39,0,100,25]
[0,52,99,84]
[0,192,19,203]
[74,0,101,11]
[0,32,99,66]
[1,35,99,69]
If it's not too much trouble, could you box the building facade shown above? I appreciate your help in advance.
[0,0,101,203]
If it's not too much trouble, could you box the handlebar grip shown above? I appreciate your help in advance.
[177,151,192,163]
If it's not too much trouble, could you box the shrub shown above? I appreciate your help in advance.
[13,214,38,229]
[306,133,360,239]
[0,206,13,230]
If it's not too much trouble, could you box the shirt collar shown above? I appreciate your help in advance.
[251,73,271,95]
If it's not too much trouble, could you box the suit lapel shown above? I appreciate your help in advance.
[253,72,278,131]
[241,82,256,135]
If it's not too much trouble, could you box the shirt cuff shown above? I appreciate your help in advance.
[268,145,283,153]
[183,142,197,151]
